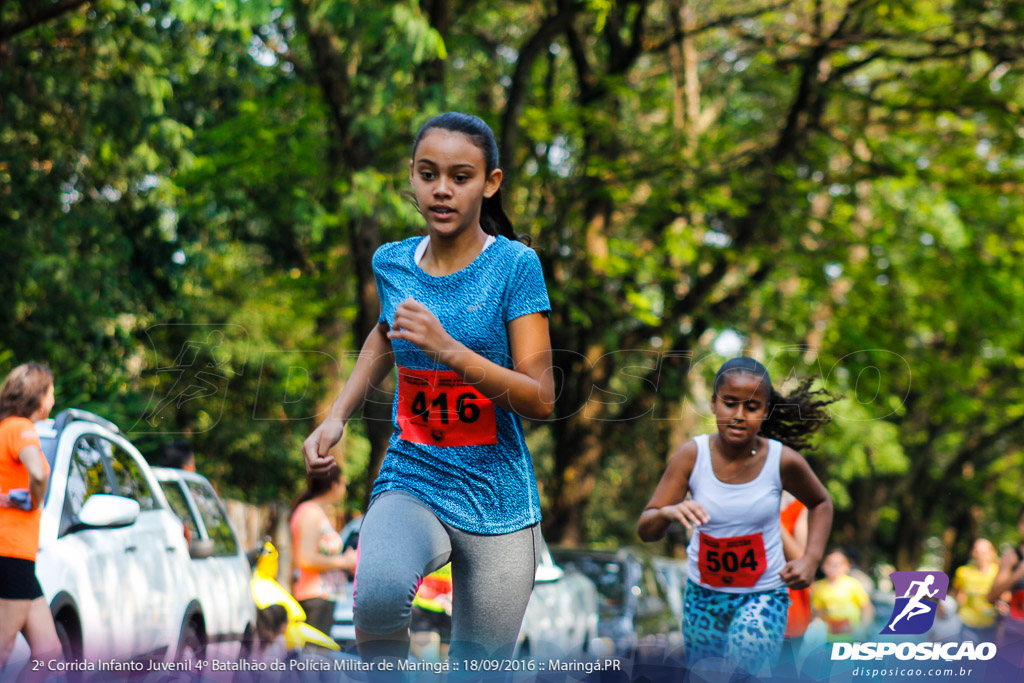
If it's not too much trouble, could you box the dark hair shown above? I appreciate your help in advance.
[160,440,194,469]
[0,362,54,421]
[288,463,343,520]
[825,547,850,563]
[713,356,838,452]
[256,604,288,643]
[412,112,530,245]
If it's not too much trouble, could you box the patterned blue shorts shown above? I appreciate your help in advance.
[683,580,790,674]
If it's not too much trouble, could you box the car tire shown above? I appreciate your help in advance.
[176,619,206,663]
[54,613,83,683]
[55,617,75,659]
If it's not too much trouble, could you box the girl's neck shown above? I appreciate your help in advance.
[422,225,489,276]
[713,433,761,461]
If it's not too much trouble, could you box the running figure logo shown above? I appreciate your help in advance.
[881,571,949,635]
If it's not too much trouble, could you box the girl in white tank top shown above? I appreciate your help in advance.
[638,357,836,675]
[684,433,787,593]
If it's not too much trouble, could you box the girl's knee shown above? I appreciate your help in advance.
[352,576,418,634]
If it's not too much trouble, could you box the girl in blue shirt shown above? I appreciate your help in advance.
[303,113,554,663]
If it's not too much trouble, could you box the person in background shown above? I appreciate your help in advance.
[779,491,812,665]
[811,548,874,642]
[410,563,453,662]
[0,363,63,677]
[843,546,876,595]
[987,510,1024,650]
[161,439,196,472]
[954,538,999,643]
[289,465,357,636]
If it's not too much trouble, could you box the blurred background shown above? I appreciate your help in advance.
[3,0,1024,576]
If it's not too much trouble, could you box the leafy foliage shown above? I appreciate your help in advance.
[4,0,1024,568]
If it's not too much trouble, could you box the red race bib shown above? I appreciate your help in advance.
[1012,590,1024,620]
[396,367,497,447]
[698,532,767,588]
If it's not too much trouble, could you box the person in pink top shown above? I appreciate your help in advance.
[288,464,357,635]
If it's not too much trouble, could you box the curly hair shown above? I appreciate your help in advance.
[0,362,54,421]
[761,377,837,451]
[713,357,838,452]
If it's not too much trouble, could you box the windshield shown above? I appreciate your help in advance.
[557,555,625,617]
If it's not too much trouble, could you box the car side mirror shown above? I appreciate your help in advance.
[78,494,141,528]
[535,564,565,583]
[190,539,216,559]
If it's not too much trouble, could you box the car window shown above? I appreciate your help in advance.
[186,480,239,556]
[106,439,157,511]
[61,436,117,534]
[161,480,200,542]
[641,560,669,603]
[558,555,625,617]
[65,436,116,516]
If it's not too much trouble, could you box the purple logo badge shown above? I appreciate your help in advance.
[881,571,949,635]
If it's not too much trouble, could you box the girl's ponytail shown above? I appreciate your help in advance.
[760,378,838,451]
[481,188,530,245]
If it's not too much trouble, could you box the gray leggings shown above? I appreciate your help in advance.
[353,491,540,660]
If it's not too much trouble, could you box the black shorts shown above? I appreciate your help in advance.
[410,604,452,644]
[0,556,43,600]
[297,597,336,636]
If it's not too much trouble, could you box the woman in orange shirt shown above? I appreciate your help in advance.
[0,363,62,672]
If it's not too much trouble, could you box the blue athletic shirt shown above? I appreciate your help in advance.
[371,234,550,534]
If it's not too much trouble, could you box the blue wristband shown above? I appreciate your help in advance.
[9,489,32,511]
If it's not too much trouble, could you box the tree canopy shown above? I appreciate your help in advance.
[4,0,1024,571]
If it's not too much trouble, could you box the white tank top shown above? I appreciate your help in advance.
[685,433,785,593]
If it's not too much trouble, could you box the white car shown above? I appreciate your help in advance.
[152,467,257,661]
[4,409,254,675]
[515,541,600,661]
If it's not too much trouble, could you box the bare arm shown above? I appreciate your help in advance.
[779,448,833,589]
[18,445,48,509]
[637,441,706,542]
[324,323,396,423]
[988,549,1023,603]
[781,504,809,562]
[293,507,357,572]
[303,323,395,473]
[388,301,554,420]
